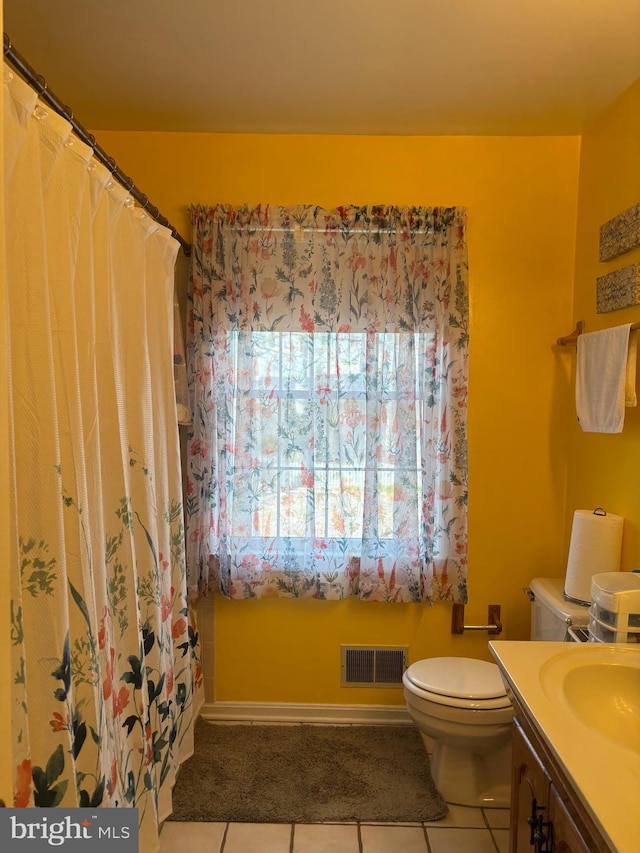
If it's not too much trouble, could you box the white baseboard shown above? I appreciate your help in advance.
[199,701,412,726]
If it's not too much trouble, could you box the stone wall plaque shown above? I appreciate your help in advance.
[599,203,640,261]
[596,263,640,313]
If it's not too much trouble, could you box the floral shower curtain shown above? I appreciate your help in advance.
[186,204,469,604]
[5,68,202,852]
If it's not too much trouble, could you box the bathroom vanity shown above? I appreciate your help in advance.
[510,695,607,852]
[490,641,640,853]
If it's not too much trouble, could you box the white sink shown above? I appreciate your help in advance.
[490,640,640,853]
[539,644,640,752]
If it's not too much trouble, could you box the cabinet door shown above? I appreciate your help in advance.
[511,721,551,853]
[548,784,591,853]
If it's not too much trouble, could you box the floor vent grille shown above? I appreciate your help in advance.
[340,645,408,687]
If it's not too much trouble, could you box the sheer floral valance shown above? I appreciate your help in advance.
[186,204,469,603]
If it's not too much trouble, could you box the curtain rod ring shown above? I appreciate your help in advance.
[4,33,191,255]
[34,73,47,95]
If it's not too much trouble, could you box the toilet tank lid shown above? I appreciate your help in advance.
[529,577,590,623]
[405,657,507,700]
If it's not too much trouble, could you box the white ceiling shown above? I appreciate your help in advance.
[4,0,640,135]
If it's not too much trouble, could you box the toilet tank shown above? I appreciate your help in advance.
[528,577,590,641]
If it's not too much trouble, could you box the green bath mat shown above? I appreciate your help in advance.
[168,718,448,823]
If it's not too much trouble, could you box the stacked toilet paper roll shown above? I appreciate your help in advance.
[564,509,624,604]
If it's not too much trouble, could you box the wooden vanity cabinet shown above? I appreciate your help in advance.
[510,714,610,853]
[511,720,552,852]
[546,785,591,853]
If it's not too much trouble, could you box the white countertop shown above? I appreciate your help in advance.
[490,641,640,853]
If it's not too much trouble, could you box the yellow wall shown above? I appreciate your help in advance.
[566,78,640,569]
[0,0,15,804]
[96,131,580,705]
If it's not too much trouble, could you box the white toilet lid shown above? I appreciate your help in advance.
[406,657,508,700]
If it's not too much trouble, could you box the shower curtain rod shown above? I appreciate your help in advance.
[3,34,192,257]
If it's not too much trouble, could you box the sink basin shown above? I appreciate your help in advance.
[540,645,640,752]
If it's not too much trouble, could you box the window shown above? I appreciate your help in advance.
[186,204,468,604]
[233,330,425,544]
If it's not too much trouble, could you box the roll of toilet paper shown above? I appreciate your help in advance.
[564,509,624,604]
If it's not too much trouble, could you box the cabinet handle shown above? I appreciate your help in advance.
[527,797,543,846]
[527,798,554,851]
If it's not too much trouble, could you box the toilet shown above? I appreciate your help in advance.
[403,656,514,807]
[403,578,590,808]
[527,576,591,642]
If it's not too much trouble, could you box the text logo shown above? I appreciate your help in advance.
[0,809,138,850]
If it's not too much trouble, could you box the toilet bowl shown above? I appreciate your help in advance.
[403,657,514,807]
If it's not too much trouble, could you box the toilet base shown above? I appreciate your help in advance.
[430,738,512,808]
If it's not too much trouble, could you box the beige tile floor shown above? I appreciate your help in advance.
[160,803,511,852]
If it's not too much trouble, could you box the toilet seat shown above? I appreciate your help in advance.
[404,657,511,711]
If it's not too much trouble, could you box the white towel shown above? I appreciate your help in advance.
[576,325,637,433]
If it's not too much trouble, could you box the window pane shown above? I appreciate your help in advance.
[279,468,308,538]
[252,332,280,390]
[235,330,424,545]
[253,482,277,537]
[319,468,365,539]
[282,333,312,391]
[377,469,394,540]
[336,398,366,467]
[280,398,312,466]
[337,334,366,394]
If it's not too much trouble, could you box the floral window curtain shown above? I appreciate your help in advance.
[186,204,468,604]
[5,68,202,852]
